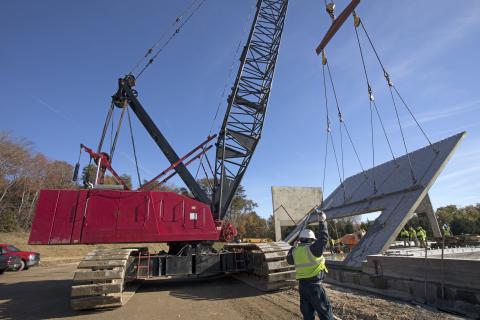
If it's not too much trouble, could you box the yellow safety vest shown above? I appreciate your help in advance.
[293,244,327,280]
[417,229,426,240]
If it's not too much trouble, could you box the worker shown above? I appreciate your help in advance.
[287,211,333,320]
[417,227,427,248]
[328,237,335,254]
[409,226,418,247]
[442,224,452,237]
[400,228,410,247]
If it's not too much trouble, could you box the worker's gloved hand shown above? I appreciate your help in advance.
[316,209,327,222]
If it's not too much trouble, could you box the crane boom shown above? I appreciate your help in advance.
[213,0,289,219]
[112,75,210,204]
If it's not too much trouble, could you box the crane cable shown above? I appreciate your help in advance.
[135,0,207,79]
[358,18,433,148]
[97,101,115,153]
[129,0,200,76]
[354,12,428,184]
[126,107,142,188]
[352,12,402,191]
[321,61,345,200]
[321,51,366,199]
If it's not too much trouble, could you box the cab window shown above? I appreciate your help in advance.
[5,245,20,252]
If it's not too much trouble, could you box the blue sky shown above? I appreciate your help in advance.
[1,1,479,219]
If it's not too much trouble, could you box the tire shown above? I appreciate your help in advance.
[18,260,25,271]
[0,269,4,275]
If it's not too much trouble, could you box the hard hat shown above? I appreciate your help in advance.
[299,229,316,240]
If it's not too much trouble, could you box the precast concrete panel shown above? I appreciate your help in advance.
[283,132,466,267]
[271,186,322,241]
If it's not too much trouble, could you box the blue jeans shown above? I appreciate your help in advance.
[299,281,333,320]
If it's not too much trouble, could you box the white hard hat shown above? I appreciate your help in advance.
[299,229,316,240]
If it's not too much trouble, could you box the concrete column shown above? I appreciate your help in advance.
[415,194,442,238]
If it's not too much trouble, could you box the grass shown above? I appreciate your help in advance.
[0,232,168,266]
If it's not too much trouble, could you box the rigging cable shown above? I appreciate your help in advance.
[358,16,433,147]
[323,52,366,175]
[325,62,345,181]
[126,107,142,187]
[129,0,200,76]
[321,61,344,199]
[321,56,330,194]
[97,101,115,153]
[109,106,127,161]
[110,108,114,154]
[353,12,402,192]
[135,0,207,79]
[355,14,422,183]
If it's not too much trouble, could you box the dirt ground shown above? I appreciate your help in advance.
[0,262,464,320]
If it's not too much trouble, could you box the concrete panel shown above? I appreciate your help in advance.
[283,132,466,266]
[272,186,322,241]
[415,194,442,238]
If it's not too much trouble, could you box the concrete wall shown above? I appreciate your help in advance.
[325,255,480,318]
[271,186,322,241]
[363,255,480,289]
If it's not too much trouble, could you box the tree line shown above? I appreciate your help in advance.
[1,131,478,238]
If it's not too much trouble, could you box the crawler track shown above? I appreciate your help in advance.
[225,241,296,291]
[70,248,139,310]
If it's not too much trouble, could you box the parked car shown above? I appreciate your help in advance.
[0,255,22,274]
[0,244,40,271]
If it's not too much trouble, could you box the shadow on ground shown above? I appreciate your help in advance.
[0,275,264,319]
[139,275,265,301]
[0,279,119,320]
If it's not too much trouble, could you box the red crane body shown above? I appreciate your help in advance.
[29,189,222,245]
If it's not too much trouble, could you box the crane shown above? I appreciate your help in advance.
[28,0,295,310]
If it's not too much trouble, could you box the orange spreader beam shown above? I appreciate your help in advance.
[316,0,361,55]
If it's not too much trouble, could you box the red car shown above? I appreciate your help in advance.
[0,244,40,271]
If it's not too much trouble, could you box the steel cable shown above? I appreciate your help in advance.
[136,0,207,79]
[359,19,432,148]
[324,58,365,175]
[353,24,378,192]
[322,64,344,199]
[129,0,200,76]
[127,107,142,188]
[355,17,418,182]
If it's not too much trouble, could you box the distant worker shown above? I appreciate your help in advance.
[409,226,419,247]
[400,228,410,247]
[287,211,333,320]
[417,227,427,248]
[442,224,452,237]
[329,237,335,254]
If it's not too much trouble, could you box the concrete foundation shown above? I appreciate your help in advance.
[326,255,480,318]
